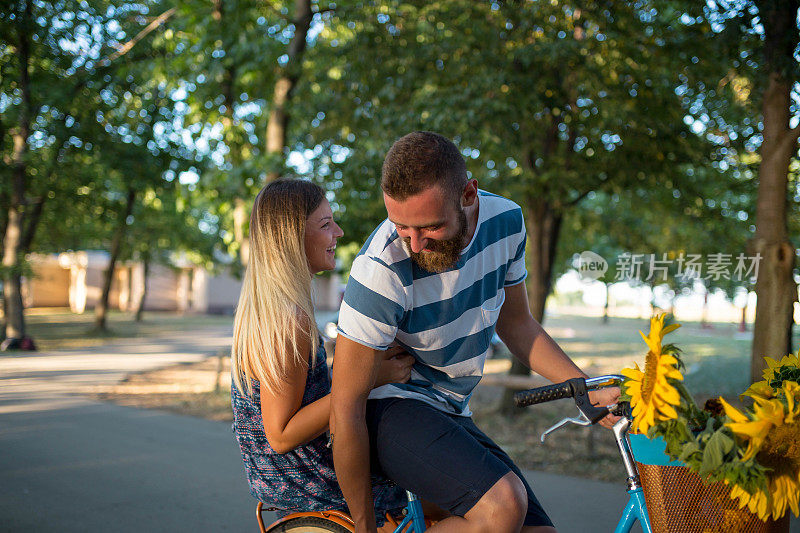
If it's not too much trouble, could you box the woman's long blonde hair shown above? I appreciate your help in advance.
[232,179,325,397]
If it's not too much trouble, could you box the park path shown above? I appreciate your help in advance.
[0,324,258,532]
[0,324,796,532]
[0,326,233,412]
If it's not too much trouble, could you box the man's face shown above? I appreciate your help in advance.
[384,185,468,273]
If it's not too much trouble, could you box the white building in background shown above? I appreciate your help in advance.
[24,252,345,315]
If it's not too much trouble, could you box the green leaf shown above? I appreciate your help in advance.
[678,440,701,463]
[701,431,733,476]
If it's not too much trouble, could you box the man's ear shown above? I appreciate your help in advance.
[461,179,478,207]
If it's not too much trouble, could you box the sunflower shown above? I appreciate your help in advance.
[762,351,800,389]
[720,381,800,521]
[743,351,800,401]
[621,314,683,434]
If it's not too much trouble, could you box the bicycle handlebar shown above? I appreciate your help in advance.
[513,381,574,407]
[513,375,625,423]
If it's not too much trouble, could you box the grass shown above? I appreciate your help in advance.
[537,313,800,399]
[24,308,233,351]
[94,355,234,422]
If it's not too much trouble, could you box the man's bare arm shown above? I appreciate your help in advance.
[494,282,620,427]
[330,335,384,533]
[494,282,585,381]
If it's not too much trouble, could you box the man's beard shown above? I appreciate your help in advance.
[403,208,468,273]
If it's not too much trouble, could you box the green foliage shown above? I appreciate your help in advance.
[3,0,797,322]
[292,0,772,283]
[1,0,221,274]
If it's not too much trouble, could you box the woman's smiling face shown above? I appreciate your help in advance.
[304,199,343,273]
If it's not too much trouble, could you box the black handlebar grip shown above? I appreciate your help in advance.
[514,381,573,407]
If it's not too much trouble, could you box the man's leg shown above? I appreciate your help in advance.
[366,398,553,533]
[453,415,557,532]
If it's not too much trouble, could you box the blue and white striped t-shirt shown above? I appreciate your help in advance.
[337,190,527,416]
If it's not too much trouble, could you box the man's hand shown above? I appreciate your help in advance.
[589,386,621,429]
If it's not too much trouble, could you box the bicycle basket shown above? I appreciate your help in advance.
[630,434,789,533]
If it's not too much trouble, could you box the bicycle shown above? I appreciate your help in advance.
[257,490,427,532]
[256,374,650,532]
[513,375,652,533]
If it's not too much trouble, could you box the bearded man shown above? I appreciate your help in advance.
[331,131,618,533]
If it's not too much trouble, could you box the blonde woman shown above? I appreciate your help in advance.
[231,179,411,526]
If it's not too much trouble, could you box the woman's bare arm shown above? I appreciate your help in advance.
[259,318,414,454]
[259,319,331,454]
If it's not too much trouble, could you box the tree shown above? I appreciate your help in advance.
[79,20,209,331]
[747,0,799,378]
[166,0,324,266]
[1,0,34,347]
[304,1,741,411]
[0,0,145,346]
[0,1,217,335]
[699,0,800,379]
[558,183,755,324]
[265,0,314,182]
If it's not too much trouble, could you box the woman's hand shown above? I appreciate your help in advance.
[374,345,415,387]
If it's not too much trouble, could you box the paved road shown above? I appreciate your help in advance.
[1,326,797,532]
[0,326,257,532]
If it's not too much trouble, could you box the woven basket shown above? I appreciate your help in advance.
[629,434,789,533]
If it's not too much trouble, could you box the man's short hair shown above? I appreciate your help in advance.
[381,131,468,202]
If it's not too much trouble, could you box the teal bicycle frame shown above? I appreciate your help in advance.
[390,491,427,532]
[611,416,652,533]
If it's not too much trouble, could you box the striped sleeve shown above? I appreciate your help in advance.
[337,253,406,350]
[504,209,528,286]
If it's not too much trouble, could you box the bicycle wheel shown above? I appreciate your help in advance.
[265,516,353,533]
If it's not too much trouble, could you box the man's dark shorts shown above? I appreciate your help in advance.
[366,397,554,528]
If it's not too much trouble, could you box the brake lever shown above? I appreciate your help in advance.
[540,401,624,442]
[540,408,592,442]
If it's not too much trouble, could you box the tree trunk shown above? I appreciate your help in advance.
[265,0,312,182]
[602,282,610,324]
[500,198,563,414]
[227,0,312,266]
[94,188,136,331]
[750,0,799,381]
[232,197,250,267]
[212,0,251,268]
[2,228,25,341]
[134,257,149,322]
[20,197,44,252]
[1,119,9,341]
[739,304,748,333]
[2,1,33,346]
[649,280,657,316]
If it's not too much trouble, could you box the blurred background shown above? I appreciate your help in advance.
[2,0,799,389]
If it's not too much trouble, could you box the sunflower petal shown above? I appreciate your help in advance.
[742,381,773,401]
[720,397,748,423]
[658,403,678,419]
[639,331,659,355]
[662,323,681,335]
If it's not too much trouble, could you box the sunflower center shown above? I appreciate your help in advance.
[641,350,659,403]
[756,421,800,477]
